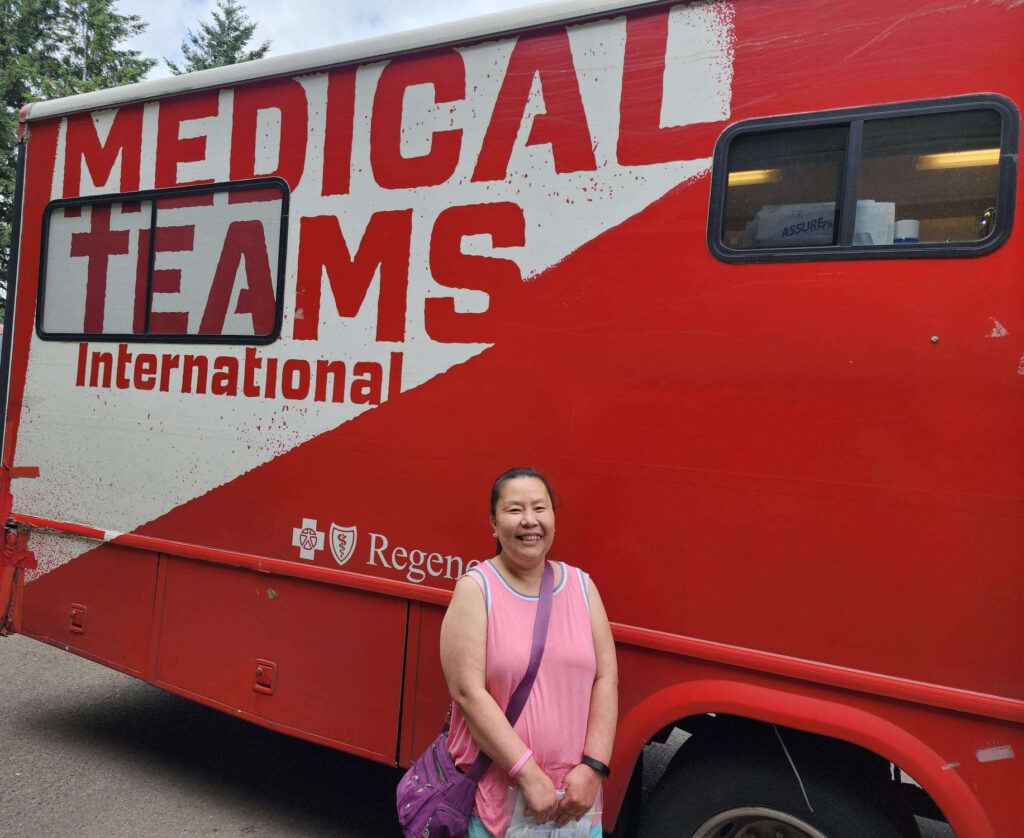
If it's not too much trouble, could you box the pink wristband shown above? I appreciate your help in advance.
[509,748,533,777]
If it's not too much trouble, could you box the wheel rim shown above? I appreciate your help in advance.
[691,806,830,838]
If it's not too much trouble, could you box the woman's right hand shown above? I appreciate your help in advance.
[516,759,559,825]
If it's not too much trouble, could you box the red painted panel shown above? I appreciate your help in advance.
[400,603,450,765]
[136,168,1024,701]
[607,644,1024,838]
[3,119,58,470]
[155,557,406,759]
[19,542,158,676]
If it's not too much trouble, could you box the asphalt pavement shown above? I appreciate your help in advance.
[0,632,404,838]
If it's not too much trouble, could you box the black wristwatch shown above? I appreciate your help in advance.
[579,755,611,778]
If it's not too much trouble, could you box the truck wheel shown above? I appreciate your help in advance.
[636,752,910,838]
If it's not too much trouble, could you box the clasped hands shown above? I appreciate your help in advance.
[519,761,601,828]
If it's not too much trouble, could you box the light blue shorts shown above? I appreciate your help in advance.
[467,815,603,838]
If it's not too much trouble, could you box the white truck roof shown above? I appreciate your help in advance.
[21,0,664,122]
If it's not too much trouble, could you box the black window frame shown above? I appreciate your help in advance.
[37,177,290,345]
[707,94,1019,263]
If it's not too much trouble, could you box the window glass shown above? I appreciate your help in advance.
[42,200,153,335]
[40,183,286,341]
[723,126,846,249]
[855,110,1002,245]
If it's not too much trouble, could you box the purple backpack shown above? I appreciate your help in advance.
[397,562,554,838]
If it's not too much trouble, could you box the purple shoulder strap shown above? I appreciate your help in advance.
[465,560,554,781]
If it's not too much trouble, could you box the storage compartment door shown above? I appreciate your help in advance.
[155,557,407,760]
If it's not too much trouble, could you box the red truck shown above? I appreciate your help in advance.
[1,1,1021,835]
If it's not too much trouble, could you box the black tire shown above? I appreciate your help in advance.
[636,751,912,838]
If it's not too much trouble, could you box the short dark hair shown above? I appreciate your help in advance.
[489,467,555,516]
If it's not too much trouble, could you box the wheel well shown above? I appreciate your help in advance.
[614,713,946,837]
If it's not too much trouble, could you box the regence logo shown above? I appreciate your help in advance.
[289,518,478,583]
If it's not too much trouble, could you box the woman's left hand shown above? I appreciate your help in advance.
[555,763,601,826]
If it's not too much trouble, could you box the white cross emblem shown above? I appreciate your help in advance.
[291,518,324,561]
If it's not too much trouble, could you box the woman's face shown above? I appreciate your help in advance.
[491,476,555,567]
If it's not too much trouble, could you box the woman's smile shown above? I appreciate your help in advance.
[491,476,556,565]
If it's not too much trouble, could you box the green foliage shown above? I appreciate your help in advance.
[166,0,270,75]
[1,1,64,108]
[0,0,155,297]
[44,0,155,98]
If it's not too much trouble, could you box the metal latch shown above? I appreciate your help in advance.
[70,603,87,634]
[254,659,277,694]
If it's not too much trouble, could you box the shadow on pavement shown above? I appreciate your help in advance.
[24,674,404,836]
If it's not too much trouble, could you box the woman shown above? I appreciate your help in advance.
[440,468,618,837]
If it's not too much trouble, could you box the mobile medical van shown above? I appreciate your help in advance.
[2,1,1021,835]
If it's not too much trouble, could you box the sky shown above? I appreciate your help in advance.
[116,0,547,80]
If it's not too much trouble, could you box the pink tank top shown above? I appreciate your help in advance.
[448,559,597,838]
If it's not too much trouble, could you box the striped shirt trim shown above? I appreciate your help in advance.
[467,566,491,616]
[577,568,591,613]
[485,559,569,601]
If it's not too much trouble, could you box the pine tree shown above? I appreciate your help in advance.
[166,0,271,75]
[46,0,155,97]
[1,0,64,110]
[1,0,155,304]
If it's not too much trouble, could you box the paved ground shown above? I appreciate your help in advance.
[0,633,404,838]
[1,632,955,838]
